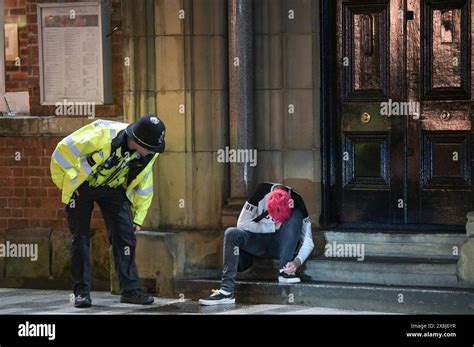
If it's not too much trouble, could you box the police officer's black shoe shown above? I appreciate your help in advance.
[74,294,92,308]
[120,289,154,305]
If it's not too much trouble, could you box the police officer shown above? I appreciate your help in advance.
[50,115,166,308]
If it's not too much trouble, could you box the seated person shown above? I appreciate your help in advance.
[199,182,314,305]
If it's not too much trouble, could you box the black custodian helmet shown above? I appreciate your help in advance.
[125,115,166,153]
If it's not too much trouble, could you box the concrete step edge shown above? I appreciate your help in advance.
[305,261,458,275]
[323,232,467,244]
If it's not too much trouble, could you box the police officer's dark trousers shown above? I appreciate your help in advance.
[65,183,140,295]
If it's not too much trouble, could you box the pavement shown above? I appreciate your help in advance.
[0,288,397,315]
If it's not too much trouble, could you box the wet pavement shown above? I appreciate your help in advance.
[0,288,395,315]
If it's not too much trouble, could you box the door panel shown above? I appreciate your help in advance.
[341,1,390,101]
[409,0,472,224]
[421,131,471,185]
[338,0,404,224]
[421,0,470,99]
[338,0,474,226]
[343,133,390,189]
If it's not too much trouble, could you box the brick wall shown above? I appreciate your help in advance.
[25,0,123,116]
[0,135,106,231]
[4,0,28,91]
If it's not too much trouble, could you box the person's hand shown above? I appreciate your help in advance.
[283,259,301,274]
[275,222,282,230]
[133,224,141,233]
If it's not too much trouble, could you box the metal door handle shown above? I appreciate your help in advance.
[440,110,451,121]
[361,112,371,124]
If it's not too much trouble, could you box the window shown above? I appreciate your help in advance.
[0,0,29,115]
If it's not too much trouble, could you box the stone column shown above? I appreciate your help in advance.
[228,0,255,198]
[122,0,156,123]
[458,212,474,286]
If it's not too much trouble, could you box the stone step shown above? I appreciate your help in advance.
[323,231,467,259]
[303,256,468,288]
[174,278,474,314]
[182,258,281,281]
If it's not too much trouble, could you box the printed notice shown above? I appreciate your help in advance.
[39,4,104,105]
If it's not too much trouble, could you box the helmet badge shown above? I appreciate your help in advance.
[158,130,166,144]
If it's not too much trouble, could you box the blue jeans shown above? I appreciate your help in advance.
[220,208,302,293]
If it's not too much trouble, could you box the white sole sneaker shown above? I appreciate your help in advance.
[278,276,301,284]
[199,298,236,306]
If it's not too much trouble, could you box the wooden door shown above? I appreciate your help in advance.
[337,0,473,226]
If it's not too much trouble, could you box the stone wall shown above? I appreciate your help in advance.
[254,0,321,224]
[458,212,474,285]
[122,0,230,230]
[128,0,322,230]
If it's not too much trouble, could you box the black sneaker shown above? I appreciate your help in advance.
[278,271,301,284]
[74,294,92,308]
[199,289,235,306]
[120,289,154,305]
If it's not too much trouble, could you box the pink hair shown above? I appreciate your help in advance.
[267,188,293,223]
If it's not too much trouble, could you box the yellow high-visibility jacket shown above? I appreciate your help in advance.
[50,119,159,226]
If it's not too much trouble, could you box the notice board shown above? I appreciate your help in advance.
[38,2,111,105]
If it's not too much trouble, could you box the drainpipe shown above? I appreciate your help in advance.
[228,0,255,199]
